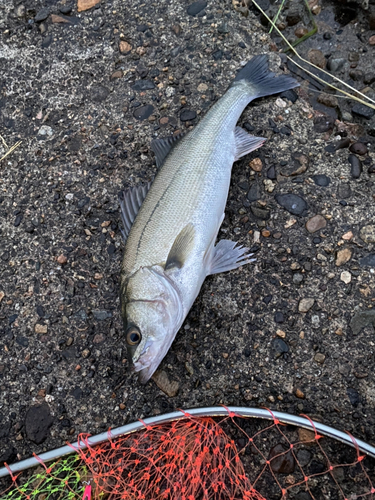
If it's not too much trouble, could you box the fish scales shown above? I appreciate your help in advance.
[119,55,299,383]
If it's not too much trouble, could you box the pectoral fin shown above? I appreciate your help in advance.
[208,239,255,275]
[234,127,266,161]
[151,133,185,169]
[119,182,152,242]
[165,223,195,270]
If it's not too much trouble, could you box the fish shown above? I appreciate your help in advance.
[119,54,299,383]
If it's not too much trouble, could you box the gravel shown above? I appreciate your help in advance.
[0,0,375,476]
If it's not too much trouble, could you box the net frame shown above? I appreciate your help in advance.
[1,406,375,480]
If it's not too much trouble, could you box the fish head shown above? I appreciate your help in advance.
[122,265,183,383]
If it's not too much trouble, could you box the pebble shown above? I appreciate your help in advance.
[275,193,308,216]
[298,428,315,443]
[267,165,276,180]
[327,56,346,72]
[298,298,314,313]
[276,329,286,338]
[360,225,375,243]
[295,27,308,38]
[247,182,261,202]
[132,80,155,91]
[152,370,179,397]
[317,93,338,108]
[335,138,351,150]
[342,231,353,240]
[369,35,375,46]
[314,353,325,364]
[38,125,53,137]
[269,444,295,473]
[359,254,375,266]
[251,206,270,220]
[111,70,123,79]
[57,254,67,265]
[340,270,351,284]
[348,154,362,179]
[368,165,375,174]
[0,291,4,303]
[91,85,109,103]
[313,114,335,133]
[249,158,262,172]
[347,388,360,407]
[311,174,330,187]
[352,103,375,119]
[350,310,375,335]
[133,105,154,120]
[119,41,132,54]
[187,0,207,15]
[335,248,352,266]
[93,310,112,320]
[35,7,50,22]
[197,83,208,92]
[271,338,289,358]
[349,142,368,155]
[279,90,298,103]
[308,49,326,69]
[25,404,54,444]
[274,311,284,323]
[180,109,196,121]
[305,215,326,233]
[35,324,48,334]
[295,389,305,399]
[338,183,351,199]
[77,0,100,12]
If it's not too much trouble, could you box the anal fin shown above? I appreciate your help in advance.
[234,127,265,161]
[208,239,255,275]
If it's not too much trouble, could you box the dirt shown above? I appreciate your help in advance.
[0,0,374,482]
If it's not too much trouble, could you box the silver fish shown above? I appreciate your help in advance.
[119,55,299,383]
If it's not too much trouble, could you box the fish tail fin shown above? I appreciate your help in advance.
[231,54,299,98]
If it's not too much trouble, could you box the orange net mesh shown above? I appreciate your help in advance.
[1,409,374,500]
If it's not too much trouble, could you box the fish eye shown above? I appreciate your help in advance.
[126,327,142,346]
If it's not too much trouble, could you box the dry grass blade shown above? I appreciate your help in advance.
[0,138,22,162]
[251,0,375,110]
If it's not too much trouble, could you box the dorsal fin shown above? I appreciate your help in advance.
[165,223,195,271]
[119,182,152,242]
[150,133,185,169]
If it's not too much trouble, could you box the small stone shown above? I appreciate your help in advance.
[314,353,326,364]
[81,349,90,358]
[274,311,284,323]
[368,165,375,174]
[359,254,375,266]
[269,444,295,473]
[348,155,362,179]
[369,35,375,46]
[352,103,375,120]
[340,271,351,284]
[308,49,326,69]
[350,310,375,335]
[249,158,263,172]
[197,83,208,92]
[298,428,315,444]
[132,80,155,91]
[93,334,105,344]
[349,142,368,155]
[359,225,375,243]
[267,165,276,180]
[25,404,54,444]
[275,193,308,216]
[111,70,123,79]
[222,352,229,359]
[133,105,154,121]
[335,138,351,150]
[271,338,289,358]
[317,93,338,108]
[305,215,326,233]
[152,370,179,397]
[293,273,303,284]
[298,298,314,313]
[262,229,271,237]
[251,206,270,220]
[119,403,126,410]
[51,14,70,23]
[335,248,352,266]
[35,7,50,21]
[311,174,330,187]
[187,0,207,16]
[180,109,196,121]
[327,56,345,72]
[276,329,286,338]
[57,254,67,265]
[119,41,132,54]
[279,90,298,103]
[35,324,48,334]
[342,231,353,240]
[91,86,109,103]
[313,114,335,133]
[295,27,308,38]
[338,183,351,199]
[0,291,4,303]
[77,0,100,12]
[295,389,305,399]
[364,73,375,85]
